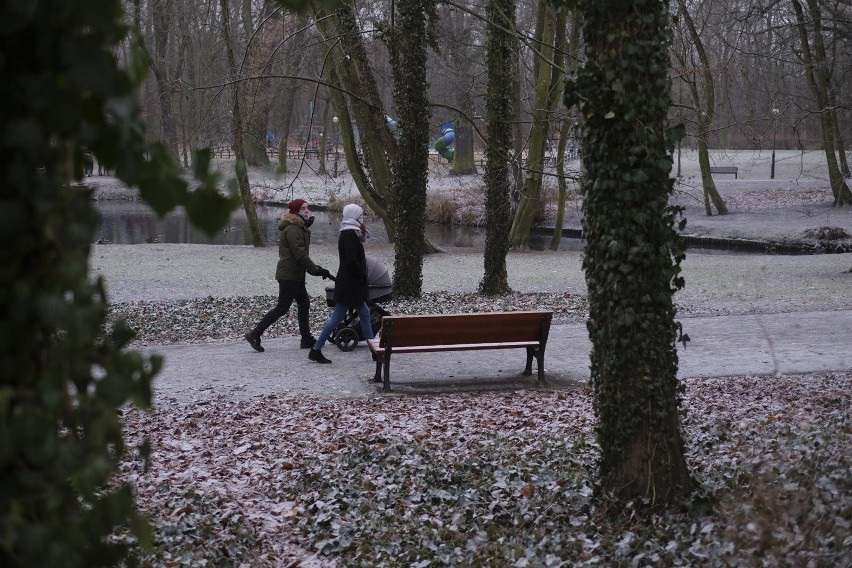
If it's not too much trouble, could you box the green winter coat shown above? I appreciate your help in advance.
[275,212,322,281]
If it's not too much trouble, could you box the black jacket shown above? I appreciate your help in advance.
[332,229,368,307]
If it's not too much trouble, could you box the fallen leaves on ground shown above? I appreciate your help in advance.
[118,372,851,567]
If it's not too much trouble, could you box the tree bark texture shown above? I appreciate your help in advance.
[569,0,695,504]
[388,0,434,298]
[479,0,517,296]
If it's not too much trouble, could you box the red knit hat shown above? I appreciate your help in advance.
[288,198,307,214]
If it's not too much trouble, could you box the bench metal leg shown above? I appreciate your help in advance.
[382,353,392,392]
[536,348,547,386]
[372,357,382,383]
[523,347,534,376]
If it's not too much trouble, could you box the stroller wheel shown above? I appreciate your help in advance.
[334,327,358,352]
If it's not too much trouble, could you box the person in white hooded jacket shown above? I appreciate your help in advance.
[308,203,374,364]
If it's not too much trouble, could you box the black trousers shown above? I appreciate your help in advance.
[253,279,312,340]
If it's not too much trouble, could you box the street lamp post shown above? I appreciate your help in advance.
[771,107,780,179]
[332,116,340,177]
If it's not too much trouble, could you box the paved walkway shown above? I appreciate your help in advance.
[144,309,852,403]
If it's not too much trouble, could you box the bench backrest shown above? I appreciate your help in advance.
[378,311,553,348]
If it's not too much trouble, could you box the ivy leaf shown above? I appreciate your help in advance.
[184,185,240,238]
[604,111,616,119]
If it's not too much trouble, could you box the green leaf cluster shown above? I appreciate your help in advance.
[0,1,236,565]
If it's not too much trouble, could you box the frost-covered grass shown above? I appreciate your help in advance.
[119,372,851,567]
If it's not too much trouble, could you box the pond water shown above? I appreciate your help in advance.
[94,202,574,250]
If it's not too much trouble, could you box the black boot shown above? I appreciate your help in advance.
[308,348,331,364]
[244,332,264,353]
[300,335,317,349]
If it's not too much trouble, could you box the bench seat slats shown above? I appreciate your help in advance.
[367,339,540,354]
[373,311,548,348]
[368,311,553,391]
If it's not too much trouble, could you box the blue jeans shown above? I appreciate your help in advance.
[314,302,374,351]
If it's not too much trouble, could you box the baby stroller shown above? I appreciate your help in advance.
[324,256,392,351]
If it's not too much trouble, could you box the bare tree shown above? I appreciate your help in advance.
[672,0,728,215]
[132,0,181,163]
[510,0,568,246]
[221,0,265,246]
[789,0,851,204]
[315,0,399,238]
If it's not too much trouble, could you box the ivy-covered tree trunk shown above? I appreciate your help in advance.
[222,0,264,247]
[388,0,434,298]
[568,0,695,504]
[0,1,237,564]
[480,0,517,295]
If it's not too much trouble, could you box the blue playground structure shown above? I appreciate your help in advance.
[434,121,455,163]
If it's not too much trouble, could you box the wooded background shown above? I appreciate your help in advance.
[130,0,851,165]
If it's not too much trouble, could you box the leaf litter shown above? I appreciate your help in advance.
[118,372,851,566]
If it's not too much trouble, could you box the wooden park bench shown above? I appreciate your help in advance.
[709,166,739,178]
[367,311,553,392]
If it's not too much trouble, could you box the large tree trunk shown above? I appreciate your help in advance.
[221,0,264,247]
[480,0,517,296]
[571,0,695,505]
[388,0,432,298]
[510,2,567,248]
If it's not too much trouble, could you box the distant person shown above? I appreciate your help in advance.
[308,204,374,364]
[244,199,331,353]
[83,151,94,176]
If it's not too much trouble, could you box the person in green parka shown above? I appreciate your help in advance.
[245,199,331,352]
